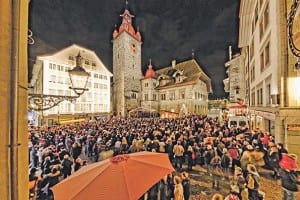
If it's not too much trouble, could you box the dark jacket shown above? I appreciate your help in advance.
[279,168,300,192]
[182,179,190,200]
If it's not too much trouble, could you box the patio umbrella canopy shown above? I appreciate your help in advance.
[52,151,175,200]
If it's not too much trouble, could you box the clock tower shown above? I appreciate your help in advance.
[112,5,143,116]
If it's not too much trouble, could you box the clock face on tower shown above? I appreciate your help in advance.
[130,43,136,53]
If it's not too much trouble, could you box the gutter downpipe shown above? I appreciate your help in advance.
[10,0,20,199]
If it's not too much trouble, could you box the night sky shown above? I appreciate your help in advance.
[28,0,240,99]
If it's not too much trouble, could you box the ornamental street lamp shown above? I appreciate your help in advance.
[28,52,90,111]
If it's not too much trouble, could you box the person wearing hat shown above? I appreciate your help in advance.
[230,166,246,200]
[245,164,262,200]
[279,153,300,200]
[181,171,190,200]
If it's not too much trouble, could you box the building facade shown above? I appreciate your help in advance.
[112,8,143,116]
[29,44,112,125]
[141,59,212,117]
[238,0,300,157]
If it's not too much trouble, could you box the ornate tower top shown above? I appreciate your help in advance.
[112,2,142,41]
[144,59,156,79]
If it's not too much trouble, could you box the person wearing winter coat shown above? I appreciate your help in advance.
[245,164,262,200]
[279,153,300,200]
[267,142,280,179]
[211,151,222,190]
[61,154,73,179]
[173,175,184,200]
[181,171,190,200]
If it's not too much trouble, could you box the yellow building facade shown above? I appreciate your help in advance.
[0,0,29,199]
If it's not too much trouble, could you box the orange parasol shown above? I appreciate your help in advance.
[52,151,175,200]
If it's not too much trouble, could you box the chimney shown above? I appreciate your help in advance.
[229,46,232,61]
[172,60,176,68]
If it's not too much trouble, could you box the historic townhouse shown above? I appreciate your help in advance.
[30,44,112,125]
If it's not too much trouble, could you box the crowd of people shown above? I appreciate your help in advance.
[28,115,300,200]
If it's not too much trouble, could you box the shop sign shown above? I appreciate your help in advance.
[287,124,300,131]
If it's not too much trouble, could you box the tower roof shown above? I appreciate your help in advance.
[112,6,142,42]
[144,60,156,79]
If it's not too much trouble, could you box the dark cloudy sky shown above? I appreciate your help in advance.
[28,0,240,98]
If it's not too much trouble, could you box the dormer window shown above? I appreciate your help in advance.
[175,73,182,83]
[173,71,183,83]
[68,55,74,61]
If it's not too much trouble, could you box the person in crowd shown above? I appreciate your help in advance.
[267,142,280,179]
[61,154,73,179]
[37,166,61,200]
[211,149,222,190]
[204,144,214,173]
[224,185,240,200]
[230,166,246,200]
[221,148,232,178]
[181,171,190,200]
[245,164,262,200]
[279,153,300,200]
[93,143,100,162]
[186,145,194,171]
[29,167,42,200]
[277,143,288,160]
[173,175,184,200]
[211,193,224,200]
[165,138,174,165]
[173,140,185,171]
[74,157,85,172]
[227,141,240,172]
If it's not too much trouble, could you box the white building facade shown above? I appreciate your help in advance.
[238,0,300,157]
[30,44,112,125]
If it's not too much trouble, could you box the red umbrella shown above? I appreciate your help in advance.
[52,151,175,200]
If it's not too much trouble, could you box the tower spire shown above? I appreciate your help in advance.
[125,0,128,9]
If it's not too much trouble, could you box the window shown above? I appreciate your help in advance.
[254,3,259,23]
[92,62,96,67]
[152,94,156,101]
[161,94,166,101]
[266,83,271,105]
[250,65,255,82]
[131,92,137,99]
[85,60,90,65]
[260,51,265,71]
[169,91,175,100]
[94,73,98,78]
[144,94,148,101]
[257,87,263,105]
[265,42,270,66]
[49,63,53,69]
[49,75,56,83]
[263,3,269,30]
[153,82,156,87]
[68,56,74,61]
[250,39,254,60]
[251,90,255,106]
[145,82,148,87]
[180,90,185,99]
[260,41,270,72]
[259,3,269,40]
